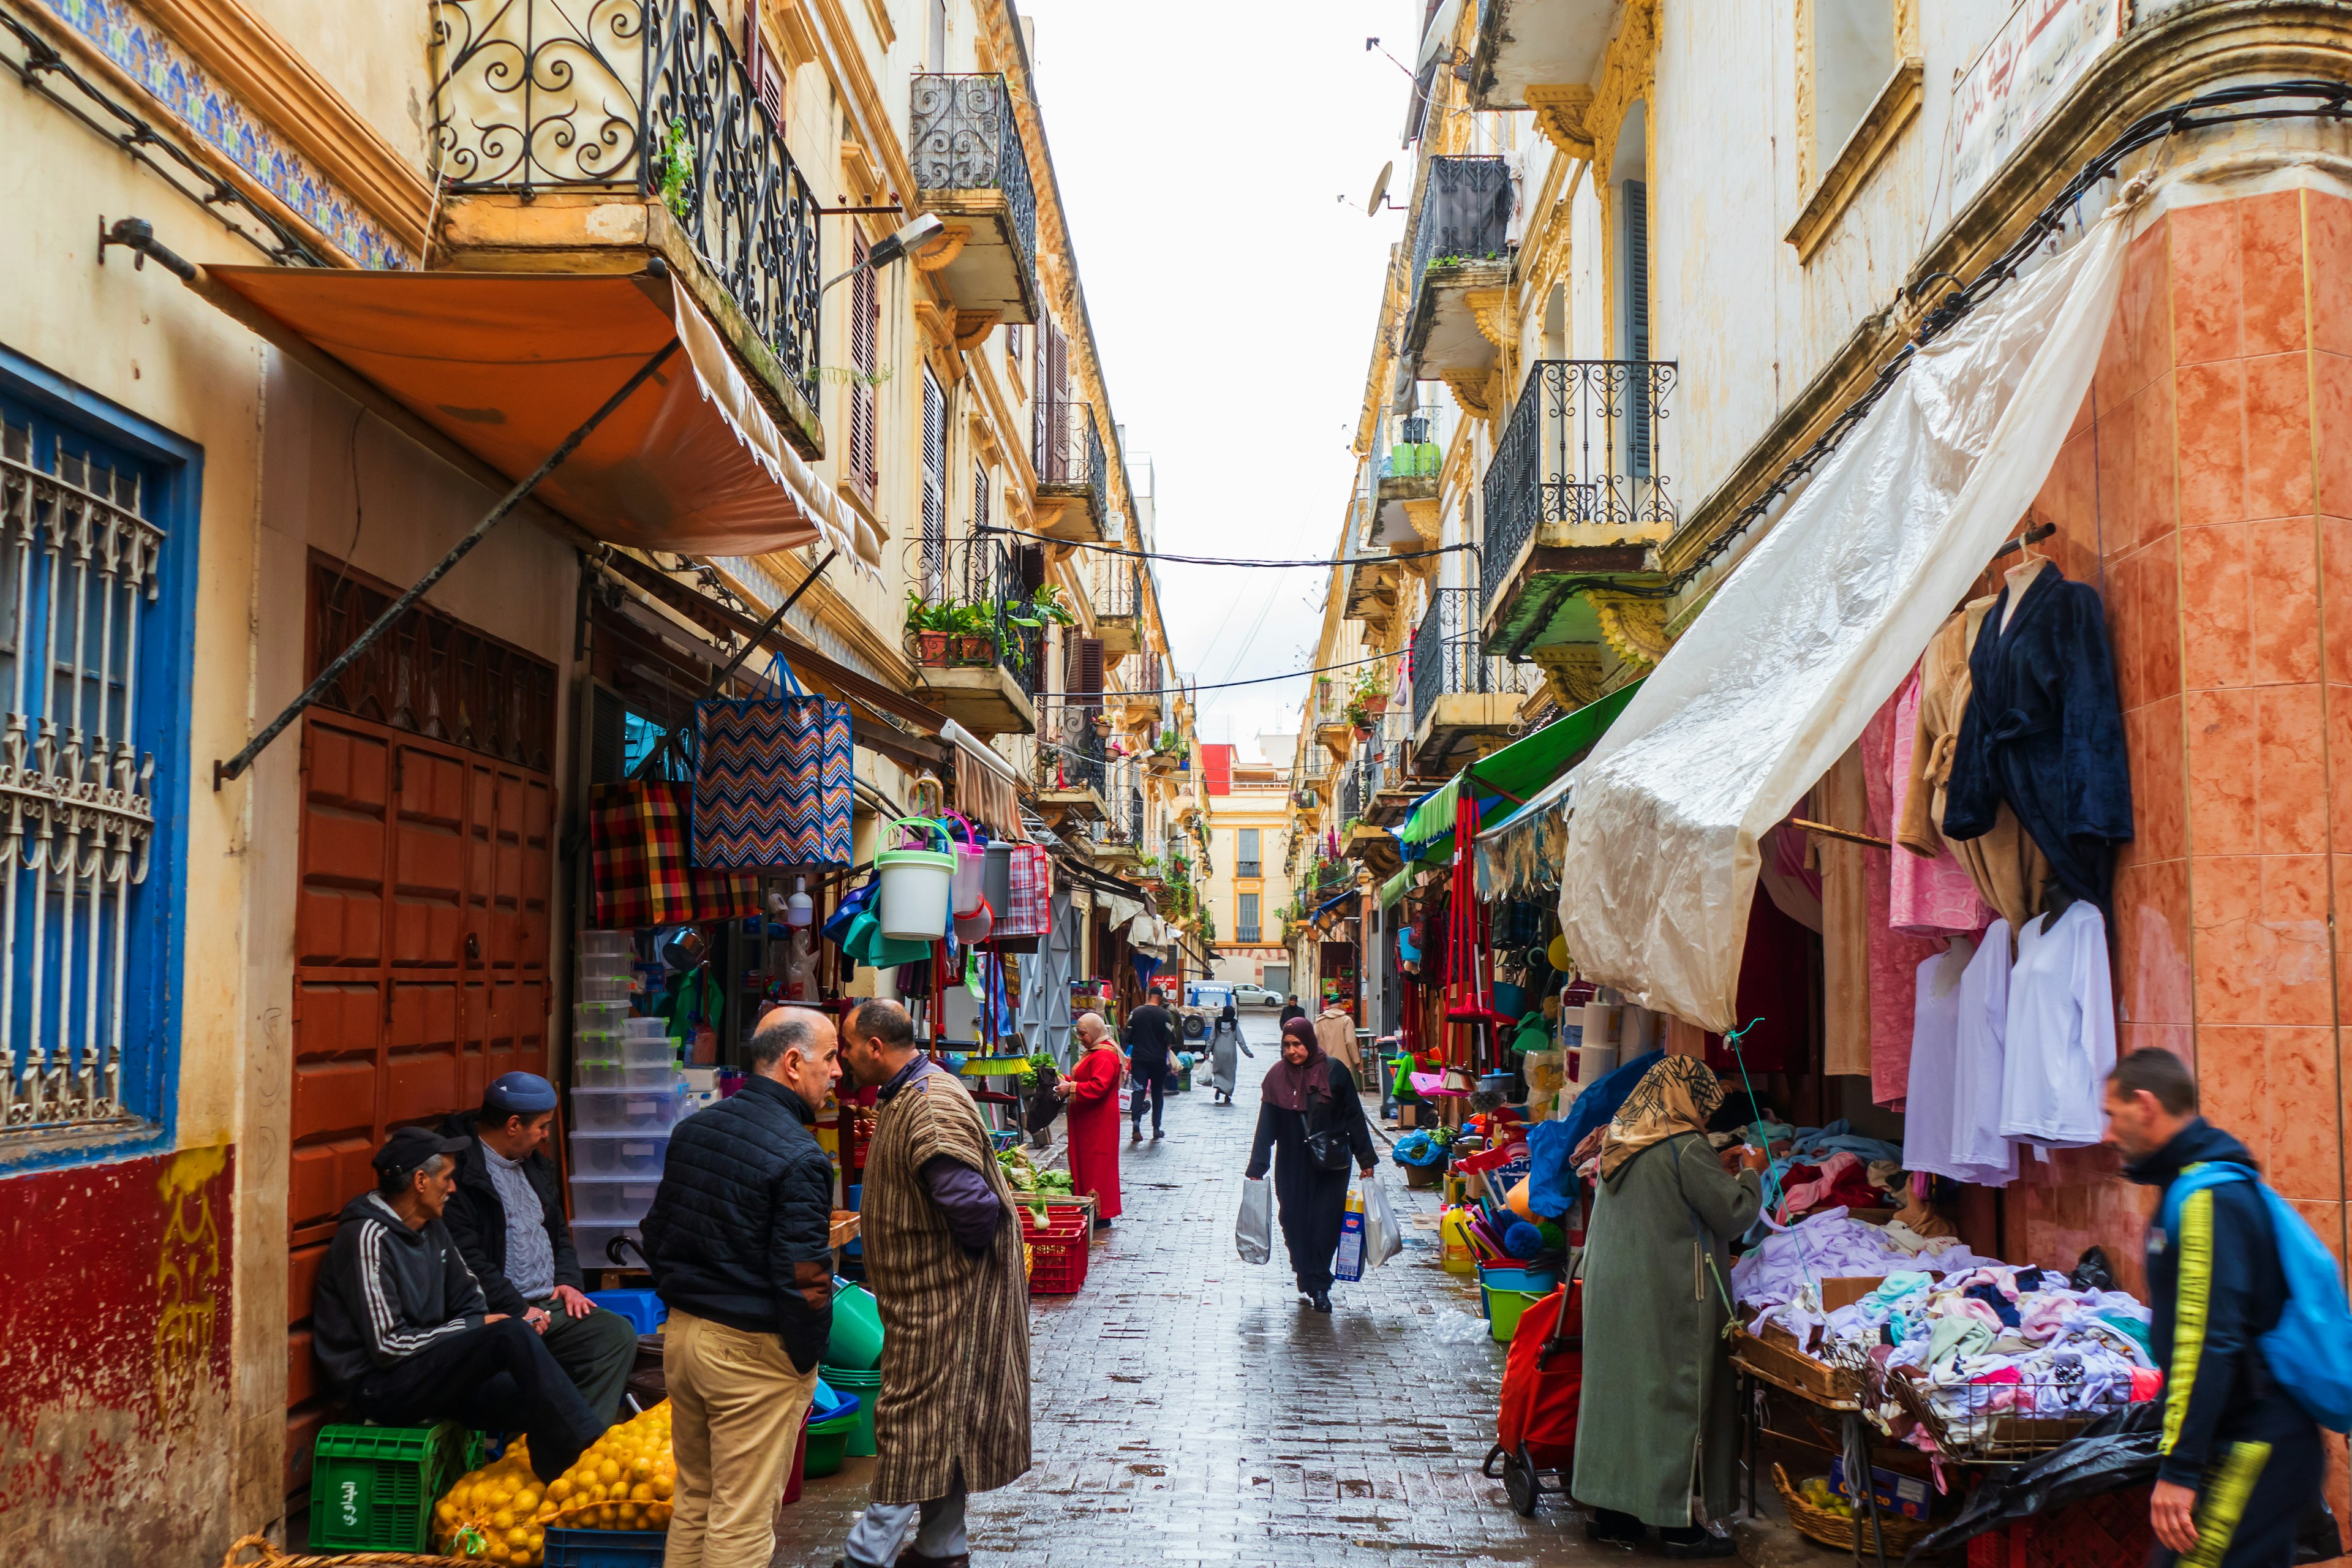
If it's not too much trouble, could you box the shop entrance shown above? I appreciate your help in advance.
[283,560,559,1498]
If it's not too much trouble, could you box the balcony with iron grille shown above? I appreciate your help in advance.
[429,0,824,450]
[1033,399,1110,543]
[1091,758,1146,870]
[1336,752,1403,877]
[1034,699,1109,823]
[1480,360,1678,660]
[1410,585,1531,774]
[908,74,1039,328]
[1121,650,1167,736]
[905,536,1042,736]
[1090,557,1142,659]
[1367,407,1448,551]
[1467,0,1617,118]
[1405,156,1512,385]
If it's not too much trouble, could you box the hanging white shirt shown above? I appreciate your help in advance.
[1902,929,2018,1186]
[1998,902,2115,1146]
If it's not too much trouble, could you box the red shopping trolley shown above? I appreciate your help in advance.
[1484,1279,1583,1517]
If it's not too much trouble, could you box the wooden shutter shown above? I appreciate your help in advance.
[921,369,946,598]
[1076,635,1104,707]
[973,460,989,537]
[850,233,878,493]
[1624,179,1651,477]
[745,15,785,131]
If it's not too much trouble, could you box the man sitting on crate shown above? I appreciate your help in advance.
[833,998,1030,1568]
[312,1126,609,1485]
[439,1071,639,1423]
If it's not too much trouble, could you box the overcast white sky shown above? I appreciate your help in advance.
[1014,1,1417,762]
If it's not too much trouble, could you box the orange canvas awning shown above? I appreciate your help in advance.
[203,267,883,570]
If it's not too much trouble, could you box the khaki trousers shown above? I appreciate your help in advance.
[663,1309,818,1568]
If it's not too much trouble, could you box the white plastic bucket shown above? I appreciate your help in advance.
[877,818,955,942]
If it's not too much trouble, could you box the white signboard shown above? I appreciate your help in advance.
[1947,0,2123,213]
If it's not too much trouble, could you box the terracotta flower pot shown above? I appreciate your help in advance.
[1360,693,1388,717]
[916,631,951,666]
[954,634,994,665]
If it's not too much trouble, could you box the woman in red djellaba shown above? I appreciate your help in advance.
[1056,1011,1125,1230]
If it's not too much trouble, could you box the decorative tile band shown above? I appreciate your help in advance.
[41,0,411,269]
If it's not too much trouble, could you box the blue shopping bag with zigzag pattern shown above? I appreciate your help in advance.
[692,654,853,869]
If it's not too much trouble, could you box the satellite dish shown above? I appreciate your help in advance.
[1366,161,1393,216]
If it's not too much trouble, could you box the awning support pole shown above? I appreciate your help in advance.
[214,341,680,788]
[625,546,838,782]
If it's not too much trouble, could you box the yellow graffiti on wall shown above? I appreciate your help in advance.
[154,1143,227,1434]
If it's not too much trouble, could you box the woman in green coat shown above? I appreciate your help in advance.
[1571,1054,1763,1559]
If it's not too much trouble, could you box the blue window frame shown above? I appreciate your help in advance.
[0,347,198,1168]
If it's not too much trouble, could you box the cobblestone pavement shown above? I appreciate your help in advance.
[775,1012,1629,1566]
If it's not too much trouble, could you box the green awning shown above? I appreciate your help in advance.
[1379,864,1415,908]
[1397,679,1645,848]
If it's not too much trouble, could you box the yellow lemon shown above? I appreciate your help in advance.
[617,1504,639,1528]
[629,1482,654,1503]
[597,1459,621,1485]
[505,1526,530,1548]
[650,1474,673,1500]
[546,1478,572,1503]
[489,1509,516,1532]
[512,1490,539,1514]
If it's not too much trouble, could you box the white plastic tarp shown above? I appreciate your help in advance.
[1556,200,2135,1031]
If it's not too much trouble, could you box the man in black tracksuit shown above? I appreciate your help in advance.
[2106,1050,2321,1567]
[1124,995,1176,1140]
[311,1126,607,1484]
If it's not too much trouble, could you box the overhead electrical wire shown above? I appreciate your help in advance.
[973,525,1474,568]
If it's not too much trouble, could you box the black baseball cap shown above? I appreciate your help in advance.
[372,1126,470,1182]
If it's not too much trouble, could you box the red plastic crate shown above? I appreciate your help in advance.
[1024,1206,1091,1295]
[1964,1484,2151,1568]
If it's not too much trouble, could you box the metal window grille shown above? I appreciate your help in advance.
[1623,179,1652,477]
[849,232,879,494]
[920,369,946,600]
[0,410,166,1136]
[1238,894,1259,944]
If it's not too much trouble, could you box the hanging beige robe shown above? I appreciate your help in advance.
[1899,601,2048,934]
[862,1061,1033,1504]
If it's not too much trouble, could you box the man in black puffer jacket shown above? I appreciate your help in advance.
[641,1006,840,1568]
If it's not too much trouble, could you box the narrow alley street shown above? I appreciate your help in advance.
[778,1012,1615,1567]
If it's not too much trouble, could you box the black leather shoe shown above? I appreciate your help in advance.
[1310,1289,1332,1313]
[1659,1525,1735,1558]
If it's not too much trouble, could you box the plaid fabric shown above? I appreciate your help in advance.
[590,780,761,929]
[1001,845,1052,936]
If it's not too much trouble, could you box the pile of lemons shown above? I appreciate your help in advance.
[434,1403,677,1565]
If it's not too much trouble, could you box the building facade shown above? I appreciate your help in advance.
[1308,0,2352,1291]
[1197,739,1295,994]
[0,0,1200,1553]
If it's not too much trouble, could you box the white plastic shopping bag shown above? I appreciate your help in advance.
[1235,1177,1273,1264]
[1362,1173,1403,1271]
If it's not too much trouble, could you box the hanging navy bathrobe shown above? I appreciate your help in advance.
[1941,566,2133,908]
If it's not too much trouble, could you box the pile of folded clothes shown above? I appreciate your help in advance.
[1730,1212,2157,1454]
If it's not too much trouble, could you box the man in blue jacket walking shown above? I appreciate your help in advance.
[2105,1049,2322,1567]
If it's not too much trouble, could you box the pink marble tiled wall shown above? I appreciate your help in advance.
[2029,188,2352,1276]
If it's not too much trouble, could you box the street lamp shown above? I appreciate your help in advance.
[821,213,947,293]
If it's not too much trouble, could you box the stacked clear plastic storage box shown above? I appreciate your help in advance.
[570,932,688,1267]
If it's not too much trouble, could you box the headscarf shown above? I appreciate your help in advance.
[1597,1053,1725,1180]
[1263,1017,1330,1112]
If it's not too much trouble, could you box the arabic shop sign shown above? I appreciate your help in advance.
[1948,0,2123,212]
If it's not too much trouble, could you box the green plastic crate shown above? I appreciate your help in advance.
[307,1420,474,1551]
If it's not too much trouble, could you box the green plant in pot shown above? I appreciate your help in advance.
[905,591,957,666]
[948,601,997,665]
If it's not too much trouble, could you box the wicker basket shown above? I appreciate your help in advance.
[1771,1464,1936,1556]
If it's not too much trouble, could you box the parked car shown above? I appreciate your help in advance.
[1229,983,1281,1008]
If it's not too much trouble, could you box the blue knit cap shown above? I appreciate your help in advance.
[484,1071,559,1115]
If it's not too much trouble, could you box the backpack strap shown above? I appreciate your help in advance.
[2157,1160,2254,1237]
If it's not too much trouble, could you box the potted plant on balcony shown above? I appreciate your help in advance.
[948,601,997,666]
[905,591,956,667]
[1146,726,1181,774]
[1353,669,1390,719]
[1343,696,1373,741]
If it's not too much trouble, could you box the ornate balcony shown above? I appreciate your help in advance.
[429,0,824,449]
[1034,702,1109,823]
[1409,586,1531,774]
[1406,156,1512,394]
[1033,400,1110,542]
[1367,409,1447,551]
[905,536,1042,737]
[1468,0,1617,129]
[1482,360,1678,659]
[1090,559,1142,658]
[909,74,1040,327]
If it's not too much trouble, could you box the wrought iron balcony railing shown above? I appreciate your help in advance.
[1376,408,1446,481]
[1091,559,1140,620]
[1036,398,1108,523]
[1482,360,1679,618]
[1411,586,1529,732]
[1035,704,1107,796]
[909,74,1038,287]
[905,535,1046,699]
[1409,155,1511,305]
[429,0,822,402]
